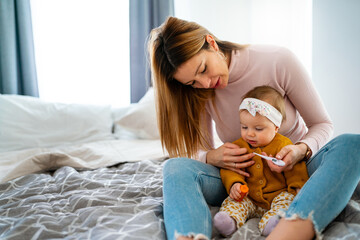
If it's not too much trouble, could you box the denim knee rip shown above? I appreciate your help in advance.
[174,231,209,240]
[279,210,323,240]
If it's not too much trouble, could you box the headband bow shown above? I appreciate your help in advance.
[239,98,282,127]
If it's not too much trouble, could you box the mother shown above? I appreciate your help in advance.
[147,17,360,240]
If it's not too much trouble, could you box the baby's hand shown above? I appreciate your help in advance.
[230,183,248,202]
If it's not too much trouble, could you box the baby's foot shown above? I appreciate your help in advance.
[262,215,280,236]
[213,212,237,236]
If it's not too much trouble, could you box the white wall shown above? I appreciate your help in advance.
[175,0,312,74]
[313,0,360,136]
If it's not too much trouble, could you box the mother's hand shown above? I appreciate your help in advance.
[265,144,307,173]
[206,142,255,177]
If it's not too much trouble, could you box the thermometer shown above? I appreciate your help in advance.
[253,152,285,167]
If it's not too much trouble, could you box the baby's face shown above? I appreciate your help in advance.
[239,110,278,148]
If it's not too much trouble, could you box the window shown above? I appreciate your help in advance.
[30,0,129,107]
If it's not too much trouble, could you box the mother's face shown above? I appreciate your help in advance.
[173,36,230,89]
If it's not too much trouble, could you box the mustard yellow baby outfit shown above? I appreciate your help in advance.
[219,133,309,232]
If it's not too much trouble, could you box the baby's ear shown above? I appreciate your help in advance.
[275,126,279,133]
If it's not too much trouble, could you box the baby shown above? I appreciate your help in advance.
[213,86,309,236]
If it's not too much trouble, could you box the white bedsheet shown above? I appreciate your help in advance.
[0,139,168,183]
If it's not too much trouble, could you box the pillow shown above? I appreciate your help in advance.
[111,104,140,140]
[115,88,160,139]
[0,94,113,152]
[111,104,133,123]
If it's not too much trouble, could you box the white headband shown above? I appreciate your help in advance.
[239,98,282,127]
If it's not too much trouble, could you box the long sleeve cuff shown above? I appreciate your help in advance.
[198,149,208,163]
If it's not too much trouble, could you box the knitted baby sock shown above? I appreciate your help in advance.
[262,215,280,236]
[213,212,237,237]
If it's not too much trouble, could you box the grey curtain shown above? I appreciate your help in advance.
[0,0,38,96]
[129,0,174,103]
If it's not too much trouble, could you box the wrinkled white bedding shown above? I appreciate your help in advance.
[0,139,167,183]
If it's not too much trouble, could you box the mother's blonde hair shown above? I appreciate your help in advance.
[147,17,245,158]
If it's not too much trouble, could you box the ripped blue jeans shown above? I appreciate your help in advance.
[162,134,360,239]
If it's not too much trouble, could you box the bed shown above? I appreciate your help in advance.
[0,89,359,240]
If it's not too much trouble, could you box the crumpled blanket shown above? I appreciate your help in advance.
[0,159,359,239]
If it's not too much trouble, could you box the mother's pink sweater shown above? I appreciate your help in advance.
[199,45,333,162]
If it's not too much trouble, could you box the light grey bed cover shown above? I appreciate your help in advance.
[1,159,359,240]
